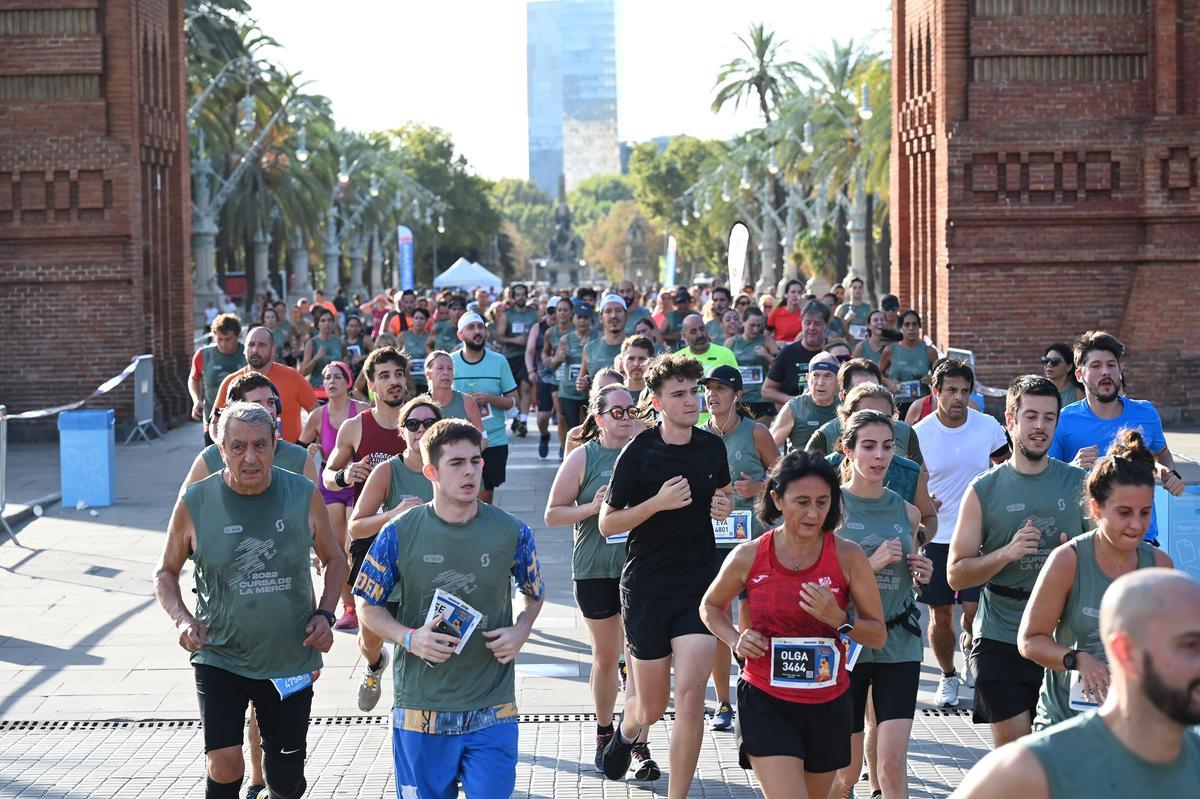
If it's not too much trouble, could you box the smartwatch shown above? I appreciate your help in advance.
[837,608,856,637]
[315,609,337,628]
[1062,649,1079,671]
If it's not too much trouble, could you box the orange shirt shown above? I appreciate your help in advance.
[212,363,317,443]
[767,305,804,343]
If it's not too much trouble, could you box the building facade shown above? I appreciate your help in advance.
[892,0,1200,420]
[0,1,192,435]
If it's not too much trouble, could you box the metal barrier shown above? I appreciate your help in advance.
[0,406,13,545]
[124,355,163,444]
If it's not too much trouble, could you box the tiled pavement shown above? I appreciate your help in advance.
[0,420,994,797]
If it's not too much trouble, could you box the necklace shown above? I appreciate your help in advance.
[1093,536,1137,579]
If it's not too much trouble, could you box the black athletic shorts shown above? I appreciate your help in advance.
[918,542,981,605]
[482,444,509,490]
[536,378,555,412]
[558,397,585,431]
[620,589,711,661]
[735,680,852,772]
[194,663,313,753]
[747,402,776,419]
[970,638,1043,725]
[506,355,529,383]
[849,660,921,732]
[574,578,621,620]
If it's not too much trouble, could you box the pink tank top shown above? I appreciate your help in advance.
[320,401,361,458]
[741,529,851,703]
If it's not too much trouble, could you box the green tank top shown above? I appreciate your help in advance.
[859,337,883,364]
[558,331,590,400]
[1027,711,1200,797]
[809,418,921,464]
[201,345,246,422]
[624,306,651,335]
[307,336,344,387]
[886,341,931,385]
[383,455,434,511]
[386,503,523,712]
[709,417,768,542]
[1060,383,1082,406]
[503,306,539,357]
[785,394,838,453]
[839,488,922,663]
[434,320,459,353]
[973,459,1090,644]
[435,389,470,423]
[201,440,309,476]
[183,468,321,679]
[584,335,624,376]
[705,319,726,343]
[403,330,429,360]
[1033,532,1156,731]
[573,441,625,579]
[729,335,770,404]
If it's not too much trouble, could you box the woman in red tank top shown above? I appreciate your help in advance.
[701,451,886,799]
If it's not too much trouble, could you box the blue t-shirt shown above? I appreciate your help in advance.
[1049,397,1167,539]
[451,349,518,447]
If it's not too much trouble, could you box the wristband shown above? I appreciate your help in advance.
[335,468,348,488]
[403,629,413,653]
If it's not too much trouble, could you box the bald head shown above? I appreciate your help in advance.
[1101,568,1200,644]
[681,313,709,350]
[244,326,275,370]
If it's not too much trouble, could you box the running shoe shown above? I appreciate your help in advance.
[594,729,614,773]
[518,420,528,437]
[617,656,627,693]
[710,701,734,731]
[599,717,635,780]
[510,417,520,434]
[334,605,358,631]
[538,434,550,458]
[357,648,389,712]
[935,673,962,708]
[244,784,264,799]
[631,742,661,781]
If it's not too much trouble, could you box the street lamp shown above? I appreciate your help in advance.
[858,85,873,120]
[739,164,752,191]
[369,175,381,198]
[692,197,701,218]
[802,121,815,155]
[295,124,309,163]
[681,207,689,227]
[238,92,256,136]
[767,145,779,175]
[721,179,731,202]
[437,215,445,234]
[337,156,350,185]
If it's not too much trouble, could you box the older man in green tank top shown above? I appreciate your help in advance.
[948,376,1090,747]
[154,402,346,799]
[953,569,1200,799]
[769,353,840,452]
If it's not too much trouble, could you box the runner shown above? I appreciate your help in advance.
[679,312,739,424]
[297,362,365,631]
[720,308,743,343]
[705,286,733,342]
[879,310,938,410]
[619,280,653,334]
[835,277,873,343]
[155,401,346,799]
[452,312,518,504]
[616,334,655,406]
[806,360,923,464]
[1019,430,1173,732]
[549,302,595,440]
[423,350,484,433]
[701,366,781,732]
[542,297,574,457]
[545,383,661,780]
[494,283,537,439]
[1039,343,1081,407]
[728,306,777,421]
[700,451,886,799]
[915,359,1010,709]
[300,308,344,391]
[662,288,694,347]
[953,569,1200,799]
[401,307,431,393]
[762,300,830,406]
[596,353,734,797]
[189,313,246,446]
[852,310,888,365]
[770,353,840,453]
[351,419,544,799]
[766,279,806,344]
[212,327,317,444]
[830,410,932,799]
[564,368,623,457]
[320,346,410,708]
[526,297,558,458]
[578,294,628,399]
[432,295,466,354]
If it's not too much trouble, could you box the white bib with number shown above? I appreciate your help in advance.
[849,324,867,340]
[738,366,763,385]
[899,380,922,398]
[769,637,840,690]
[606,531,630,544]
[1068,672,1103,712]
[409,360,426,377]
[511,322,526,335]
[554,364,567,382]
[712,509,753,544]
[568,364,582,382]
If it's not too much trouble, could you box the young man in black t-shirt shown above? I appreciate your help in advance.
[598,353,733,796]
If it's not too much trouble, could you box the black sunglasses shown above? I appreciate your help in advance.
[603,405,640,420]
[1041,357,1064,367]
[403,417,438,432]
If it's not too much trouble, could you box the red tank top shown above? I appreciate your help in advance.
[916,394,934,421]
[353,408,406,502]
[742,529,851,703]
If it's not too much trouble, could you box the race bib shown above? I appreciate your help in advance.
[769,637,841,690]
[606,531,630,544]
[270,670,320,700]
[347,344,363,358]
[1069,672,1103,712]
[841,634,863,672]
[409,360,426,377]
[568,364,582,382]
[713,509,753,543]
[511,322,526,335]
[738,366,763,385]
[479,403,492,422]
[899,380,922,398]
[554,364,567,382]
[424,588,483,655]
[849,324,867,340]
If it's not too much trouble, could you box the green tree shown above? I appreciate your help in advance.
[568,174,634,240]
[492,178,553,262]
[712,23,804,123]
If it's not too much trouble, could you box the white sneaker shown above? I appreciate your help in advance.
[357,648,389,711]
[936,674,962,708]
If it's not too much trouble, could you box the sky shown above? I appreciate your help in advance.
[246,0,891,182]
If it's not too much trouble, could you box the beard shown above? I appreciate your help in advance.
[1092,379,1120,403]
[464,338,485,353]
[247,354,267,369]
[1016,439,1048,462]
[1142,652,1200,725]
[382,395,405,408]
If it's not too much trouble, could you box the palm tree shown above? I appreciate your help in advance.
[711,23,804,123]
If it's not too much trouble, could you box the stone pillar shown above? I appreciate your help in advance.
[288,230,312,299]
[323,209,340,295]
[252,225,270,299]
[348,230,366,298]
[368,230,383,295]
[191,211,222,328]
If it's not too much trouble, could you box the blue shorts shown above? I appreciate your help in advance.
[392,719,517,799]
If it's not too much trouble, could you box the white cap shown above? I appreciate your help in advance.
[599,293,627,310]
[457,312,486,332]
[546,297,560,309]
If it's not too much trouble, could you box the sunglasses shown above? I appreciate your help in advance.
[834,354,851,363]
[603,405,640,420]
[403,417,438,432]
[1041,357,1064,367]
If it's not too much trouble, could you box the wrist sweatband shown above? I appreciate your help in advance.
[403,629,413,652]
[335,469,348,488]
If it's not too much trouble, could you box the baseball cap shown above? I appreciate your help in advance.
[880,295,900,312]
[673,288,693,304]
[573,303,594,318]
[599,293,627,310]
[457,312,486,332]
[546,296,560,309]
[702,364,743,392]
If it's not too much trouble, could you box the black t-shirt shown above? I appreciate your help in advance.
[766,341,823,397]
[606,424,732,597]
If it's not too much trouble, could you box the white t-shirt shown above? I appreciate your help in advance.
[914,408,1009,544]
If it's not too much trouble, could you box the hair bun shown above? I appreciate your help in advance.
[1109,428,1156,471]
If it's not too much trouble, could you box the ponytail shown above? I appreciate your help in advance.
[1086,428,1157,505]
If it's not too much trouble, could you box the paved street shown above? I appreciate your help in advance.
[6,417,1122,798]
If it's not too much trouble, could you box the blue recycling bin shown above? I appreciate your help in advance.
[58,409,117,508]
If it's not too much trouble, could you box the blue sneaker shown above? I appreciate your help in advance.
[710,701,734,731]
[538,434,550,458]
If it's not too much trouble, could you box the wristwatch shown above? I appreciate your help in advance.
[1062,649,1079,671]
[837,608,856,636]
[315,609,336,628]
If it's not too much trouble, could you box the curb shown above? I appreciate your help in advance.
[1,492,61,533]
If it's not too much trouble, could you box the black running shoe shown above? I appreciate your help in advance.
[600,720,635,780]
[538,433,550,458]
[631,743,661,781]
[244,785,265,799]
[518,420,528,437]
[594,729,614,773]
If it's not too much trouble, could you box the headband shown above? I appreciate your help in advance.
[810,360,839,374]
[327,360,353,383]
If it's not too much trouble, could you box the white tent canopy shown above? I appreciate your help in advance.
[433,257,503,291]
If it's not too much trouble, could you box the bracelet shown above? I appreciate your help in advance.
[334,468,348,488]
[403,629,413,653]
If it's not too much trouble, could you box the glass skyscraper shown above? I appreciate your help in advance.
[527,0,618,197]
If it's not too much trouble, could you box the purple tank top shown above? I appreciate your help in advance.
[320,401,361,458]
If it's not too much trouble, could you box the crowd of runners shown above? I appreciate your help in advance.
[163,277,1200,799]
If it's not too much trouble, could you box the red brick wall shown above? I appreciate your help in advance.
[0,1,192,438]
[892,0,1200,422]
